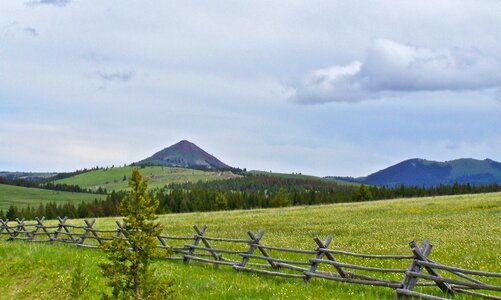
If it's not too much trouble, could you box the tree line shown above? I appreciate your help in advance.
[0,176,107,195]
[2,174,500,220]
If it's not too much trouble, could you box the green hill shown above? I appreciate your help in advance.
[54,166,235,192]
[249,170,358,185]
[1,192,499,299]
[0,184,103,210]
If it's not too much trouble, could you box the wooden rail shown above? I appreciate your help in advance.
[0,217,499,299]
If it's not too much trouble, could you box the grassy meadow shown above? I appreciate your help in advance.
[54,166,234,192]
[0,184,103,210]
[0,193,500,299]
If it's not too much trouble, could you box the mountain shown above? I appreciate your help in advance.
[136,140,231,170]
[0,171,57,181]
[355,158,501,187]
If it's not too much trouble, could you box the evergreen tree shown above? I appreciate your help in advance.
[354,184,373,202]
[214,192,229,210]
[6,205,18,220]
[270,188,292,207]
[100,168,174,299]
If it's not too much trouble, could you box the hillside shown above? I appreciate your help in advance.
[0,193,499,299]
[249,170,358,185]
[0,184,103,210]
[0,171,57,181]
[137,140,231,170]
[333,158,501,187]
[54,166,234,192]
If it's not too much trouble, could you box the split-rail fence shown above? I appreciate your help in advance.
[0,217,500,300]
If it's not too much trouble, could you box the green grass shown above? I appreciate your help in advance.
[0,184,103,210]
[1,193,500,299]
[55,166,234,191]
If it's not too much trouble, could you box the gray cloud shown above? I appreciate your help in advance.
[291,39,501,104]
[23,27,38,37]
[26,0,71,7]
[95,71,135,82]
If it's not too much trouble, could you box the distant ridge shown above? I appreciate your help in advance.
[328,158,501,187]
[136,140,231,170]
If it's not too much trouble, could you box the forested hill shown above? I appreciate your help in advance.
[331,158,501,187]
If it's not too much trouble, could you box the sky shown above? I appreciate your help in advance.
[1,0,501,177]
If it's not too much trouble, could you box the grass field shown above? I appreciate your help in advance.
[0,193,500,299]
[54,166,235,191]
[0,184,103,210]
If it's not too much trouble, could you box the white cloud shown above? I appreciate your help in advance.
[291,39,501,104]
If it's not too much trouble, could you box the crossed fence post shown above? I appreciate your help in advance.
[6,218,27,241]
[236,229,279,269]
[78,219,103,246]
[0,219,9,237]
[183,225,221,263]
[397,240,454,299]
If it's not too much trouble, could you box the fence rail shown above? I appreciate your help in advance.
[0,217,500,300]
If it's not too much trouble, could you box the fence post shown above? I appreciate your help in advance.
[410,241,453,295]
[52,216,67,242]
[32,217,51,241]
[237,229,278,269]
[0,219,7,236]
[304,235,349,282]
[79,219,97,246]
[396,240,456,299]
[184,224,208,264]
[59,216,77,243]
[7,218,26,241]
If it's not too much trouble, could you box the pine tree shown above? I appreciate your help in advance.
[214,192,229,210]
[353,184,373,202]
[270,188,292,207]
[100,168,175,299]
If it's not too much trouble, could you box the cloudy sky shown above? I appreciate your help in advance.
[1,1,501,176]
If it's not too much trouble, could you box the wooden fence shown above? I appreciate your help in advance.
[0,217,500,300]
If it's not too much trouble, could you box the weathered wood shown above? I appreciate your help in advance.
[7,218,27,241]
[399,240,433,299]
[256,244,317,254]
[184,224,207,264]
[158,235,195,241]
[454,288,501,300]
[34,217,52,241]
[195,225,223,260]
[81,219,102,245]
[396,288,449,300]
[183,255,236,266]
[304,271,403,288]
[410,241,454,295]
[240,253,311,266]
[406,271,501,292]
[238,230,264,268]
[318,248,414,259]
[304,235,333,283]
[275,262,310,272]
[309,258,407,273]
[416,260,501,278]
[195,235,252,243]
[234,265,305,278]
[184,244,245,255]
[76,243,99,249]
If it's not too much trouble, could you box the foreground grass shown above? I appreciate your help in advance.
[0,193,500,299]
[0,184,103,210]
[55,166,233,191]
